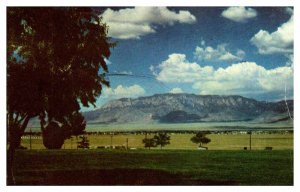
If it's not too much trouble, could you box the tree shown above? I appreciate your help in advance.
[142,138,157,150]
[190,132,211,148]
[7,7,114,184]
[77,135,90,149]
[42,121,65,149]
[153,132,171,149]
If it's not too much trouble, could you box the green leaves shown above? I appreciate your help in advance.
[142,132,171,149]
[7,7,114,148]
[142,138,157,149]
[153,132,171,149]
[191,132,211,147]
[8,7,113,118]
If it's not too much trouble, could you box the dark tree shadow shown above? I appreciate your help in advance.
[13,168,238,186]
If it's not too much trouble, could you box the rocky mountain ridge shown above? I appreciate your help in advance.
[84,93,293,124]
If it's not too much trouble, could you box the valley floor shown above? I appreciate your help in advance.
[21,132,293,150]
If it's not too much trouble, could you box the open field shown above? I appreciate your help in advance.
[21,132,293,150]
[12,149,293,185]
[18,123,293,185]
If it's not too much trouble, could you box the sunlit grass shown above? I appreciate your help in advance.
[21,132,293,150]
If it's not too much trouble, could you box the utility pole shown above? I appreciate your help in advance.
[110,133,113,149]
[29,126,32,150]
[76,136,78,149]
[126,138,128,150]
[249,131,252,150]
[71,137,73,149]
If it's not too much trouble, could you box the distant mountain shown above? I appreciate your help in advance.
[83,93,293,124]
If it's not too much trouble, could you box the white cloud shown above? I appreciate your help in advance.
[194,43,245,62]
[193,62,293,95]
[200,40,205,46]
[103,22,155,40]
[221,7,257,23]
[152,54,293,96]
[285,54,294,67]
[285,7,293,15]
[103,84,145,99]
[169,88,184,94]
[250,14,294,55]
[151,53,214,83]
[104,58,112,65]
[112,70,133,75]
[102,7,196,39]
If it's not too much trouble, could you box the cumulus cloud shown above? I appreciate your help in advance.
[103,84,145,99]
[102,7,196,39]
[150,53,214,83]
[194,43,245,62]
[169,87,184,94]
[221,7,257,22]
[250,13,294,55]
[193,62,293,95]
[152,54,293,96]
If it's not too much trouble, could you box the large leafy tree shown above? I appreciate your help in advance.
[153,132,171,149]
[7,7,114,183]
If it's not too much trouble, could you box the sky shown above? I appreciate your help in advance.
[77,6,294,111]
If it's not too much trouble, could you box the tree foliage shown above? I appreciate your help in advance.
[7,7,114,148]
[42,121,65,149]
[142,138,157,149]
[7,7,114,183]
[153,132,171,149]
[190,132,211,147]
[77,135,90,149]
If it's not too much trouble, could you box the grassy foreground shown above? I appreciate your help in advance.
[12,149,293,185]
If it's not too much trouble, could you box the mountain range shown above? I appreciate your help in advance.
[83,93,293,124]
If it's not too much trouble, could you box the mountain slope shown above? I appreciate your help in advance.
[84,93,293,124]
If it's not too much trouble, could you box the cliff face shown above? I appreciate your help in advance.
[84,93,293,123]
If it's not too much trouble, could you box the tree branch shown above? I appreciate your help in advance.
[19,115,32,135]
[17,113,28,125]
[13,112,20,125]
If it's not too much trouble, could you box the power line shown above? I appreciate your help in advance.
[106,72,170,90]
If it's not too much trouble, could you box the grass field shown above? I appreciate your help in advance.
[21,132,293,150]
[12,149,293,185]
[17,130,293,185]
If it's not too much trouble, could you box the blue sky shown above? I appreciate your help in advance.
[82,6,294,111]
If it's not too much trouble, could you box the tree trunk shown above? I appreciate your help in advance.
[7,115,32,185]
[7,126,21,185]
[7,145,16,185]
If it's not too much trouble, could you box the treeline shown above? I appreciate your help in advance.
[23,130,293,136]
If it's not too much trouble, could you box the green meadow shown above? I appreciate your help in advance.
[13,149,293,185]
[21,132,293,150]
[17,122,293,185]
